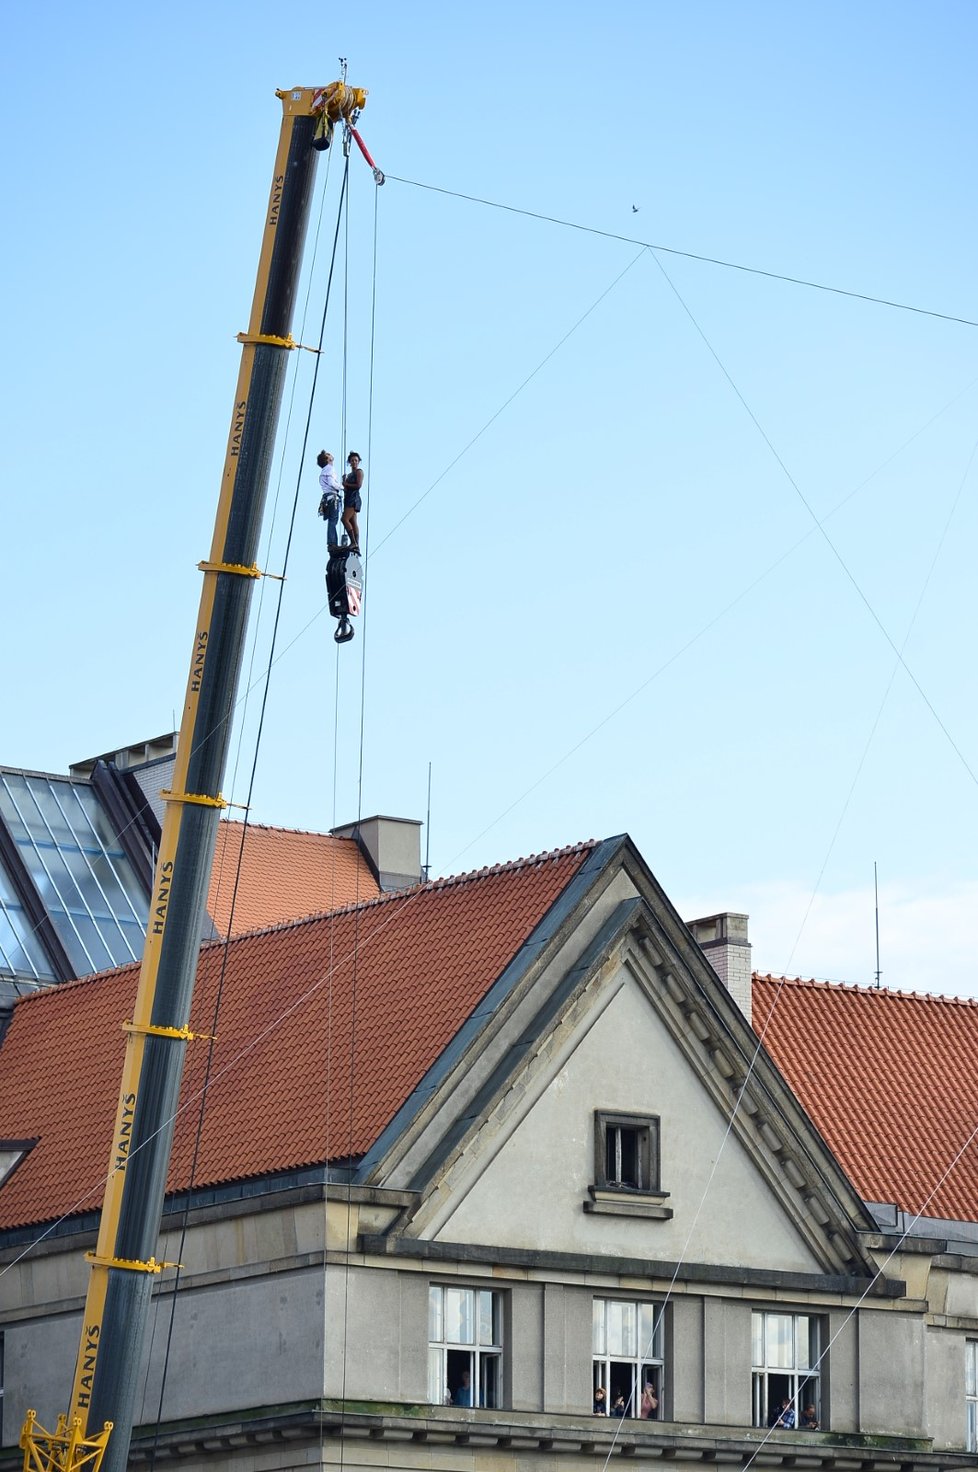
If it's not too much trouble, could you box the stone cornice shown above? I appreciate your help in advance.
[358,1231,905,1297]
[0,1402,962,1472]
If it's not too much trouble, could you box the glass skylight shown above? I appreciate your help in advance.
[0,773,148,978]
[0,857,56,981]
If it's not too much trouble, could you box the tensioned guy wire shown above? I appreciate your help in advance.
[384,173,978,331]
[645,244,978,791]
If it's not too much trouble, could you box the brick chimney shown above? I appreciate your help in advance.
[687,912,752,1023]
[332,815,422,892]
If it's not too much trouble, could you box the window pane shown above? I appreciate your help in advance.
[0,879,56,979]
[798,1375,819,1424]
[765,1314,794,1369]
[116,917,145,962]
[753,1373,765,1427]
[444,1287,475,1344]
[639,1304,659,1359]
[478,1290,496,1346]
[428,1346,445,1405]
[0,781,27,841]
[968,1400,977,1453]
[66,915,113,975]
[619,1129,639,1187]
[429,1286,443,1343]
[796,1317,814,1368]
[752,1313,764,1368]
[25,778,75,844]
[607,1300,636,1357]
[593,1297,605,1354]
[967,1342,977,1397]
[481,1352,500,1410]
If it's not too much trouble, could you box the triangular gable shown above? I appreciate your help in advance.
[361,841,880,1284]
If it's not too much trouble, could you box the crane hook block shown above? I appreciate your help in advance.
[326,548,363,644]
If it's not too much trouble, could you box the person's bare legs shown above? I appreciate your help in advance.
[342,506,359,549]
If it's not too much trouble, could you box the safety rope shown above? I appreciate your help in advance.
[324,132,354,1472]
[219,130,338,859]
[334,149,381,1460]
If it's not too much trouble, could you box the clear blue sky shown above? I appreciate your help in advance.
[4,2,977,993]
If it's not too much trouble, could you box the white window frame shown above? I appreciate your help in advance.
[751,1310,821,1429]
[427,1285,502,1409]
[966,1340,977,1452]
[592,1297,665,1418]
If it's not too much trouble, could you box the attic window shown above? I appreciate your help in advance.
[596,1112,659,1191]
[585,1113,672,1220]
[0,1140,34,1189]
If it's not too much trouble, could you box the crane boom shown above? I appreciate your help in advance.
[21,80,367,1472]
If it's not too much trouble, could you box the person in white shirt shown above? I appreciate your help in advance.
[316,450,342,548]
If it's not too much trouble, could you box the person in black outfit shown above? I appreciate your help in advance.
[341,451,364,551]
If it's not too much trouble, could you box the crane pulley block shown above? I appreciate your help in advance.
[326,548,363,643]
[311,80,368,151]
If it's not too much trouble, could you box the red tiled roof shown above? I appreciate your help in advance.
[0,843,595,1231]
[207,820,379,937]
[754,973,978,1224]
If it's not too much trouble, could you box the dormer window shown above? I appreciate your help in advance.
[0,1139,35,1189]
[585,1113,672,1220]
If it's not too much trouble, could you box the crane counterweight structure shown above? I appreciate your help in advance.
[20,81,368,1472]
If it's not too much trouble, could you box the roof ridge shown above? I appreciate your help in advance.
[753,972,978,1007]
[215,819,354,841]
[198,838,602,948]
[11,841,599,1009]
[13,958,138,1007]
[425,838,599,890]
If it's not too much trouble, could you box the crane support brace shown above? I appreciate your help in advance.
[235,331,296,349]
[197,559,263,578]
[21,1411,112,1472]
[83,1253,181,1274]
[158,790,228,808]
[121,1020,215,1042]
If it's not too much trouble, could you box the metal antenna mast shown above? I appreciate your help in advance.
[423,761,432,881]
[874,861,882,988]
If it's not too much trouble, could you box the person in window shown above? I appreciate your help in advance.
[640,1381,659,1419]
[453,1370,472,1407]
[800,1405,819,1430]
[593,1386,608,1415]
[341,451,364,552]
[611,1389,628,1417]
[771,1397,796,1429]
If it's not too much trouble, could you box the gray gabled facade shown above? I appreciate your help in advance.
[0,835,974,1472]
